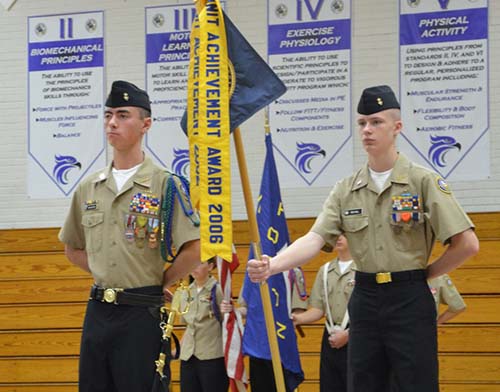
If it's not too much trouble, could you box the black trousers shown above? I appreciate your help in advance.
[320,328,348,392]
[79,286,163,392]
[180,356,228,392]
[347,278,438,392]
[249,357,294,392]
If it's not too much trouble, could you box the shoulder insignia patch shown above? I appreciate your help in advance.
[436,177,451,194]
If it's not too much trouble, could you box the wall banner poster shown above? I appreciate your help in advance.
[27,11,105,198]
[267,0,352,188]
[145,4,196,177]
[146,3,223,178]
[399,0,489,180]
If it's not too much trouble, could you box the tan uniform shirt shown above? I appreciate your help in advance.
[311,153,474,273]
[309,259,355,326]
[428,274,466,313]
[180,276,224,361]
[59,156,199,288]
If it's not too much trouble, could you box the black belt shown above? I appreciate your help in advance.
[89,285,165,307]
[355,269,427,285]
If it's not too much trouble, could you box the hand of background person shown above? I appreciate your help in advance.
[328,329,349,349]
[220,299,233,314]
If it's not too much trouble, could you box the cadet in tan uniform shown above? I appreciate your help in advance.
[429,273,466,324]
[248,85,479,392]
[59,81,200,392]
[293,235,355,392]
[179,258,229,392]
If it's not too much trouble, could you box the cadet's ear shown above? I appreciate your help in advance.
[142,117,152,134]
[393,119,402,137]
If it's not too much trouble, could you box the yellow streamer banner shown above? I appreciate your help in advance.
[197,0,232,261]
[187,14,200,208]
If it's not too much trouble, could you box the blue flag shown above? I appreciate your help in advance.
[242,133,304,391]
[180,11,286,134]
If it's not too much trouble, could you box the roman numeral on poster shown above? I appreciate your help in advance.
[296,0,325,21]
[174,8,197,31]
[59,17,73,39]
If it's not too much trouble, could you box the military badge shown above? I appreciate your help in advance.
[84,200,98,211]
[124,215,136,242]
[391,192,422,224]
[290,268,307,301]
[344,208,362,216]
[125,192,160,246]
[436,177,451,194]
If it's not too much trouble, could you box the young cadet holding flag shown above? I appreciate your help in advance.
[248,85,479,392]
[292,234,354,392]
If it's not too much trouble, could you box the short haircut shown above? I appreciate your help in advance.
[138,107,151,120]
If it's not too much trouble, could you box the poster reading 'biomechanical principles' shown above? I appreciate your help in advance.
[399,0,489,180]
[27,11,105,198]
[267,0,352,188]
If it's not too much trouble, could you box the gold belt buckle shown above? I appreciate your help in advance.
[103,288,123,304]
[376,272,392,284]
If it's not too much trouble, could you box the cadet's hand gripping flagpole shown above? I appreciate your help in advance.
[233,126,286,392]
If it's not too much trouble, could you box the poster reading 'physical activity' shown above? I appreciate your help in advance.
[400,0,489,180]
[28,11,105,198]
[268,0,352,188]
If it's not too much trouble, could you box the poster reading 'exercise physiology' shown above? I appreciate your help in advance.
[400,0,489,180]
[268,0,352,188]
[28,11,105,198]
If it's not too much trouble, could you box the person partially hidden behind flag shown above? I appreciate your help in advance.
[292,234,355,392]
[237,266,307,392]
[59,80,200,392]
[247,85,479,392]
[179,257,230,392]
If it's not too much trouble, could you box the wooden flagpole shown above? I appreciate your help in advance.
[233,126,286,392]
